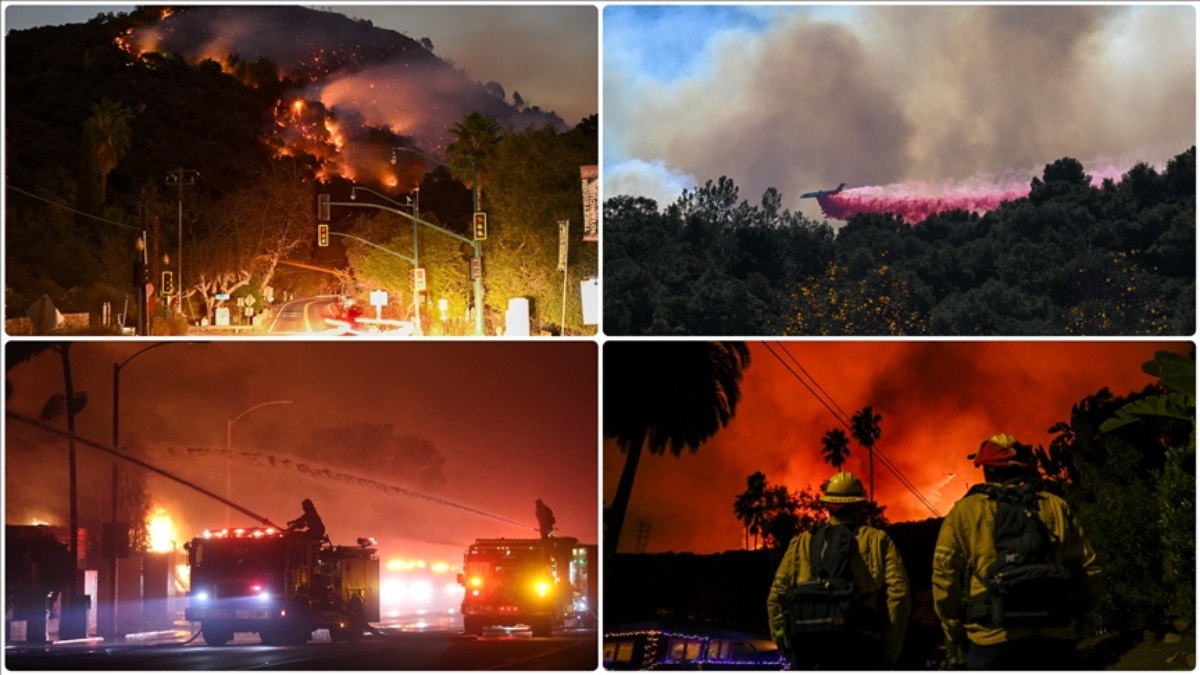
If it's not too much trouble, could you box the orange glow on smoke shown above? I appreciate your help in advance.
[603,341,1191,554]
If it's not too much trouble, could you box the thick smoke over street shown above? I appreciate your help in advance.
[6,342,597,564]
[605,6,1194,217]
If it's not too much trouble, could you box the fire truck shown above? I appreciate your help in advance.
[458,537,596,637]
[184,527,379,645]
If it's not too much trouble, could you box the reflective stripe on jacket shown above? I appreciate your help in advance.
[767,515,911,664]
[931,485,1103,647]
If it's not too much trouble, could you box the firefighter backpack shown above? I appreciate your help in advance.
[782,524,881,636]
[965,482,1075,629]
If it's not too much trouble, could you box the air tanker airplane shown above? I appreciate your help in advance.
[800,183,847,199]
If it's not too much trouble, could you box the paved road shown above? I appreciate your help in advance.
[4,628,597,670]
[266,296,346,335]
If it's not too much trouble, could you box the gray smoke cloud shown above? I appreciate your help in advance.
[605,6,1195,215]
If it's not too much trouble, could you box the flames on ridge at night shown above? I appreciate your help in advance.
[113,5,567,186]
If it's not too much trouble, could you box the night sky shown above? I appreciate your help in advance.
[603,341,1192,554]
[5,341,598,565]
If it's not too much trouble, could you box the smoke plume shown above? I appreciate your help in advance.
[605,6,1194,216]
[119,6,567,183]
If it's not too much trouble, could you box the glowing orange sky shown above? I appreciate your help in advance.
[603,341,1192,554]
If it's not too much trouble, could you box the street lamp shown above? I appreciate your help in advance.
[226,400,293,527]
[351,185,423,336]
[110,342,193,638]
[391,146,484,336]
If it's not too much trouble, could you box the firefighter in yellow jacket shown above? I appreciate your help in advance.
[767,471,911,669]
[932,434,1102,669]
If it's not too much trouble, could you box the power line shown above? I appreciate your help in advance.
[763,342,941,517]
[771,342,941,516]
[7,183,143,232]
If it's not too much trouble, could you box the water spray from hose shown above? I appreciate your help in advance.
[8,411,533,532]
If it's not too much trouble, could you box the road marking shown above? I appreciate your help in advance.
[303,300,317,333]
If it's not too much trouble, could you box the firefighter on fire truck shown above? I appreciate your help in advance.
[286,498,326,541]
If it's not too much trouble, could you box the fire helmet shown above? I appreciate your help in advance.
[969,433,1035,468]
[302,498,314,508]
[821,471,866,503]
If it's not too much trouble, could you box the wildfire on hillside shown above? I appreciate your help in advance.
[107,6,567,191]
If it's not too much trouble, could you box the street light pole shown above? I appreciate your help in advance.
[111,342,189,639]
[392,147,484,336]
[166,169,198,317]
[351,186,422,336]
[226,400,293,528]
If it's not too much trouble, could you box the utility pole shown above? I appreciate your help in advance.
[634,519,651,554]
[165,169,198,316]
[558,220,569,334]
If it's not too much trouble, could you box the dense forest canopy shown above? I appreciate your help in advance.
[604,150,1195,336]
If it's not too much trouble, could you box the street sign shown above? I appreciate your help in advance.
[558,220,570,272]
[215,293,230,301]
[369,289,389,307]
[580,165,598,242]
[473,211,487,241]
[470,256,482,280]
[317,194,331,221]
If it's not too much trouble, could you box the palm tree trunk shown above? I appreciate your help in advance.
[605,437,645,557]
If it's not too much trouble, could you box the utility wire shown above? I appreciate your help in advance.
[7,183,144,233]
[764,342,941,517]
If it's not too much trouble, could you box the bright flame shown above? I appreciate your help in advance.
[147,507,178,553]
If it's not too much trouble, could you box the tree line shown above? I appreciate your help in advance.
[604,150,1195,336]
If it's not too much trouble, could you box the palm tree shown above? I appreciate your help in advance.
[83,98,134,205]
[445,111,500,207]
[851,406,882,500]
[821,428,851,470]
[733,471,769,549]
[604,341,751,556]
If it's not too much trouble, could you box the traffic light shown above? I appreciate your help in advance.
[410,267,427,292]
[317,223,330,247]
[473,211,487,241]
[132,259,148,287]
[162,271,175,296]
